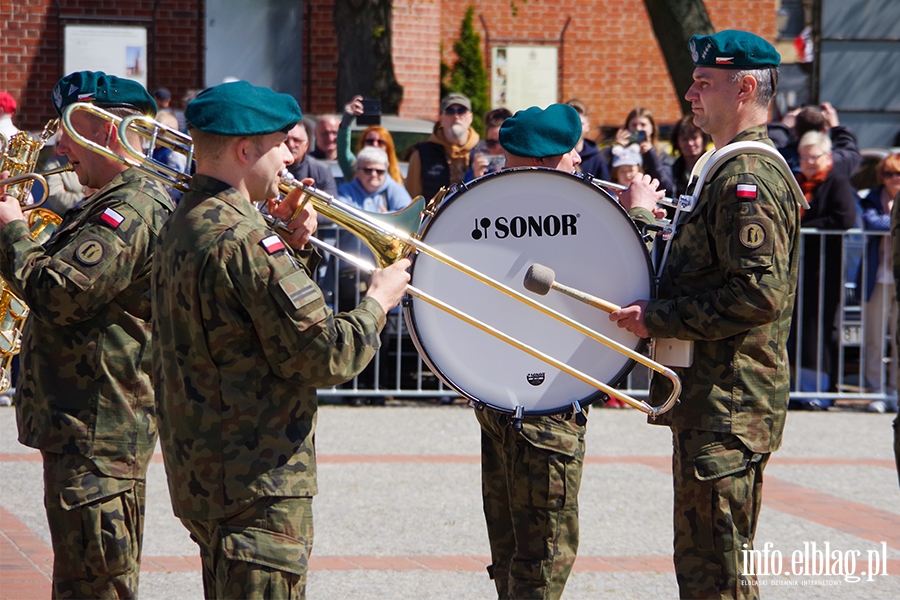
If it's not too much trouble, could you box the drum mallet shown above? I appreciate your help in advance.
[523,264,621,314]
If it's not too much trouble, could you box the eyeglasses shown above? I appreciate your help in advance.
[799,153,826,162]
[443,106,469,116]
[883,170,900,178]
[359,167,386,176]
[364,137,386,147]
[485,139,501,149]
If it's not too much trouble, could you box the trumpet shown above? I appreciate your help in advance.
[60,102,682,419]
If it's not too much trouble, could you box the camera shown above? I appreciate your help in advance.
[486,154,506,172]
[357,99,382,125]
[627,130,648,144]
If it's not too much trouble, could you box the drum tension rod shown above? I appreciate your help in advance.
[511,406,524,432]
[571,400,587,426]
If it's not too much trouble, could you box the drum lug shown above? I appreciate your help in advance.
[467,399,486,411]
[571,400,588,426]
[510,405,524,432]
[401,295,411,308]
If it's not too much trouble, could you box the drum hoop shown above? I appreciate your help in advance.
[405,167,654,415]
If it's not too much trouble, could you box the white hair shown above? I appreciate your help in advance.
[356,145,389,168]
[798,130,832,154]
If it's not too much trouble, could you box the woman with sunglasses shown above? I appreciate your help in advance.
[338,95,404,184]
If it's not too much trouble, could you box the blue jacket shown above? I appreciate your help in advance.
[861,185,892,300]
[337,176,412,213]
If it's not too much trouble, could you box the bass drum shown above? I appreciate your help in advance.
[404,168,653,415]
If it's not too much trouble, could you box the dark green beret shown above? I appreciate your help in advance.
[689,30,780,69]
[499,104,581,159]
[185,81,302,136]
[51,71,157,117]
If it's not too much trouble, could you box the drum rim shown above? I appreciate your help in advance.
[405,167,654,416]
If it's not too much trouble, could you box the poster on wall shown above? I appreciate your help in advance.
[491,45,558,112]
[64,25,148,88]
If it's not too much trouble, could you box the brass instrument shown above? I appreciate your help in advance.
[0,121,67,393]
[60,102,683,419]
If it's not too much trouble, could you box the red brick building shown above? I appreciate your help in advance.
[2,0,778,132]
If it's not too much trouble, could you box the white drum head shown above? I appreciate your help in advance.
[405,168,652,415]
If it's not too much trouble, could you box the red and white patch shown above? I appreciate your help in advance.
[99,208,125,228]
[736,184,758,199]
[261,235,285,255]
[715,56,734,65]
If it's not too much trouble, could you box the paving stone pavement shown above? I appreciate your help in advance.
[1,402,899,599]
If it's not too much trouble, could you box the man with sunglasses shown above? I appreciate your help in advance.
[285,122,337,197]
[405,93,480,200]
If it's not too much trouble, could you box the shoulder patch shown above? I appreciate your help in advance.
[736,184,758,199]
[74,239,105,265]
[278,270,320,310]
[735,216,774,256]
[99,208,125,229]
[260,235,285,255]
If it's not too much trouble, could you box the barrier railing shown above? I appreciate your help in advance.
[316,226,896,405]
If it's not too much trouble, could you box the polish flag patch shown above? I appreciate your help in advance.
[736,184,758,199]
[99,208,125,228]
[715,57,734,65]
[261,235,285,255]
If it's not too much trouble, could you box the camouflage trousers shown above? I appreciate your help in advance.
[181,496,313,600]
[671,428,770,600]
[475,407,586,600]
[42,451,147,599]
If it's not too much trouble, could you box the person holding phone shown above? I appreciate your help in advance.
[602,107,674,194]
[338,95,404,184]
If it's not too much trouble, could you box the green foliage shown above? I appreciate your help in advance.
[447,5,489,136]
[440,42,452,99]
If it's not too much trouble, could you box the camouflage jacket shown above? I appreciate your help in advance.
[152,174,386,521]
[0,167,174,478]
[638,126,800,453]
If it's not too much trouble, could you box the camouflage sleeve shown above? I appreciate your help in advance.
[645,171,795,340]
[216,231,386,387]
[0,202,150,326]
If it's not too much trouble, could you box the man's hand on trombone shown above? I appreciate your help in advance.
[267,177,318,249]
[616,172,665,217]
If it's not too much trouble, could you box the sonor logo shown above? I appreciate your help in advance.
[526,372,546,386]
[471,214,579,240]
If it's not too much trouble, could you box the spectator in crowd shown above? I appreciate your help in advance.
[0,91,19,139]
[405,93,480,200]
[311,114,340,161]
[790,130,859,409]
[669,114,712,197]
[285,121,337,198]
[154,87,186,131]
[775,102,862,180]
[891,186,900,485]
[862,152,900,412]
[610,144,643,190]
[338,95,404,184]
[337,146,412,214]
[602,107,674,194]
[41,152,83,217]
[483,107,512,156]
[566,98,609,181]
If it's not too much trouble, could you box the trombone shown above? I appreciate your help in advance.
[60,102,682,419]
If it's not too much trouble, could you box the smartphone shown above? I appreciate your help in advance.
[486,154,506,171]
[357,99,382,125]
[628,130,648,144]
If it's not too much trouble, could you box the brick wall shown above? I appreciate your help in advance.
[2,0,778,131]
[0,0,201,131]
[392,0,442,119]
[438,0,779,130]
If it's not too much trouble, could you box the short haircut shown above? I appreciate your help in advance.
[798,130,832,154]
[484,107,513,130]
[795,106,827,139]
[729,67,778,108]
[188,127,233,161]
[356,145,389,168]
[565,99,588,115]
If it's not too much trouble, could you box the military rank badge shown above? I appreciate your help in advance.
[278,270,319,310]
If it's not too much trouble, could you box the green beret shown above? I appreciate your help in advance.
[51,71,157,117]
[689,30,780,69]
[499,104,581,159]
[185,81,302,136]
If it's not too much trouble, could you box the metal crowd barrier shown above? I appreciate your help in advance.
[315,225,897,405]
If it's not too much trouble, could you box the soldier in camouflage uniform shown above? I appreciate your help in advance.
[613,31,800,599]
[892,189,900,486]
[151,81,410,600]
[0,71,174,598]
[475,104,585,600]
